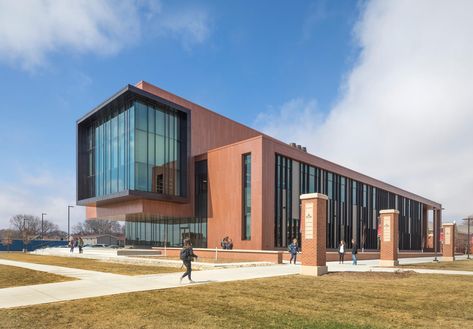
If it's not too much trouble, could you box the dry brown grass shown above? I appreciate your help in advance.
[1,272,472,329]
[400,259,473,271]
[0,264,73,288]
[0,252,180,275]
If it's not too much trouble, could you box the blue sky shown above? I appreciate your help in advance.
[1,0,472,229]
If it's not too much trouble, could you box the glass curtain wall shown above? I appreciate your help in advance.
[275,154,423,250]
[85,102,135,198]
[125,217,207,248]
[134,101,182,196]
[82,99,185,199]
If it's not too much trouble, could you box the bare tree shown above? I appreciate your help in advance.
[73,220,123,235]
[1,230,14,252]
[10,214,39,251]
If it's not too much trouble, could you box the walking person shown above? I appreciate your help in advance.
[288,238,299,264]
[78,237,84,254]
[69,236,75,253]
[338,240,345,264]
[351,239,358,265]
[180,238,198,283]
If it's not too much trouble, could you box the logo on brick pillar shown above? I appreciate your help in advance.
[305,202,314,240]
[383,216,391,242]
[444,227,451,245]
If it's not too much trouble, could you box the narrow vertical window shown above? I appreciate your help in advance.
[242,153,251,240]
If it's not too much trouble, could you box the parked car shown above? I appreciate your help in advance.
[91,244,109,248]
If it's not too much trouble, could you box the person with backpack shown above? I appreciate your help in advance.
[288,238,299,264]
[180,238,198,283]
[351,239,358,265]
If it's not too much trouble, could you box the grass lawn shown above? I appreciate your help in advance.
[400,259,473,271]
[0,253,181,276]
[1,272,472,329]
[0,264,73,288]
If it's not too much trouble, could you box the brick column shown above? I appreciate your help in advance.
[442,223,455,261]
[300,193,328,276]
[379,209,399,266]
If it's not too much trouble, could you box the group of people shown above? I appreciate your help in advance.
[287,238,359,265]
[177,236,360,283]
[69,236,84,254]
[338,239,358,265]
[220,236,233,250]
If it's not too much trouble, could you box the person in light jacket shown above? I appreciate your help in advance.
[338,240,345,264]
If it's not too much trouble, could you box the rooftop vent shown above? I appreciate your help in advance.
[289,142,308,153]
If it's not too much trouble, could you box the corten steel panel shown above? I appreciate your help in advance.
[207,136,264,250]
[86,81,261,220]
[136,81,261,157]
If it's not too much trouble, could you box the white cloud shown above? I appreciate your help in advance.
[254,98,324,145]
[0,168,84,232]
[255,0,473,220]
[0,0,211,70]
[156,6,211,49]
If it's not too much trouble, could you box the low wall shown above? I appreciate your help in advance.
[282,250,443,262]
[118,249,163,256]
[0,239,67,252]
[119,247,449,264]
[154,247,284,264]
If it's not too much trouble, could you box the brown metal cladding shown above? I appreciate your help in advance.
[207,136,264,250]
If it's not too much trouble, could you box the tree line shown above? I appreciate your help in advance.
[0,214,124,250]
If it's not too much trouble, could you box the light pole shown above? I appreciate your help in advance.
[41,213,47,240]
[22,216,30,252]
[67,205,74,241]
[433,207,445,262]
[463,216,472,260]
[433,208,438,262]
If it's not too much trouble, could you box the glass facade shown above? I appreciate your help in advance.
[125,217,207,248]
[275,154,424,250]
[242,154,251,240]
[79,97,186,200]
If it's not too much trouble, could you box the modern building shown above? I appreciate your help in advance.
[77,81,442,251]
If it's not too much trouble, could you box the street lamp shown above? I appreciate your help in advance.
[462,216,472,260]
[41,213,47,240]
[433,207,445,262]
[67,205,74,241]
[22,216,30,252]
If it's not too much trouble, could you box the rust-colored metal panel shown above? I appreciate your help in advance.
[207,136,264,250]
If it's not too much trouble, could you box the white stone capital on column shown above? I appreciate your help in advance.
[300,193,328,200]
[380,209,400,214]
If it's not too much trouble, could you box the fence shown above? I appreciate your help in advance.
[0,239,68,252]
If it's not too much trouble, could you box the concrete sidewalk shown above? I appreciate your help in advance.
[0,259,300,309]
[1,256,471,309]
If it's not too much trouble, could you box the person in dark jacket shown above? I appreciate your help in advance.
[180,238,198,283]
[351,239,358,265]
[288,238,299,264]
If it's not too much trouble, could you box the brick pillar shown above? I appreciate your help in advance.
[379,209,399,266]
[300,193,328,276]
[442,223,455,261]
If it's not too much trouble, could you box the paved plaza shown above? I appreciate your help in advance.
[0,250,471,309]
